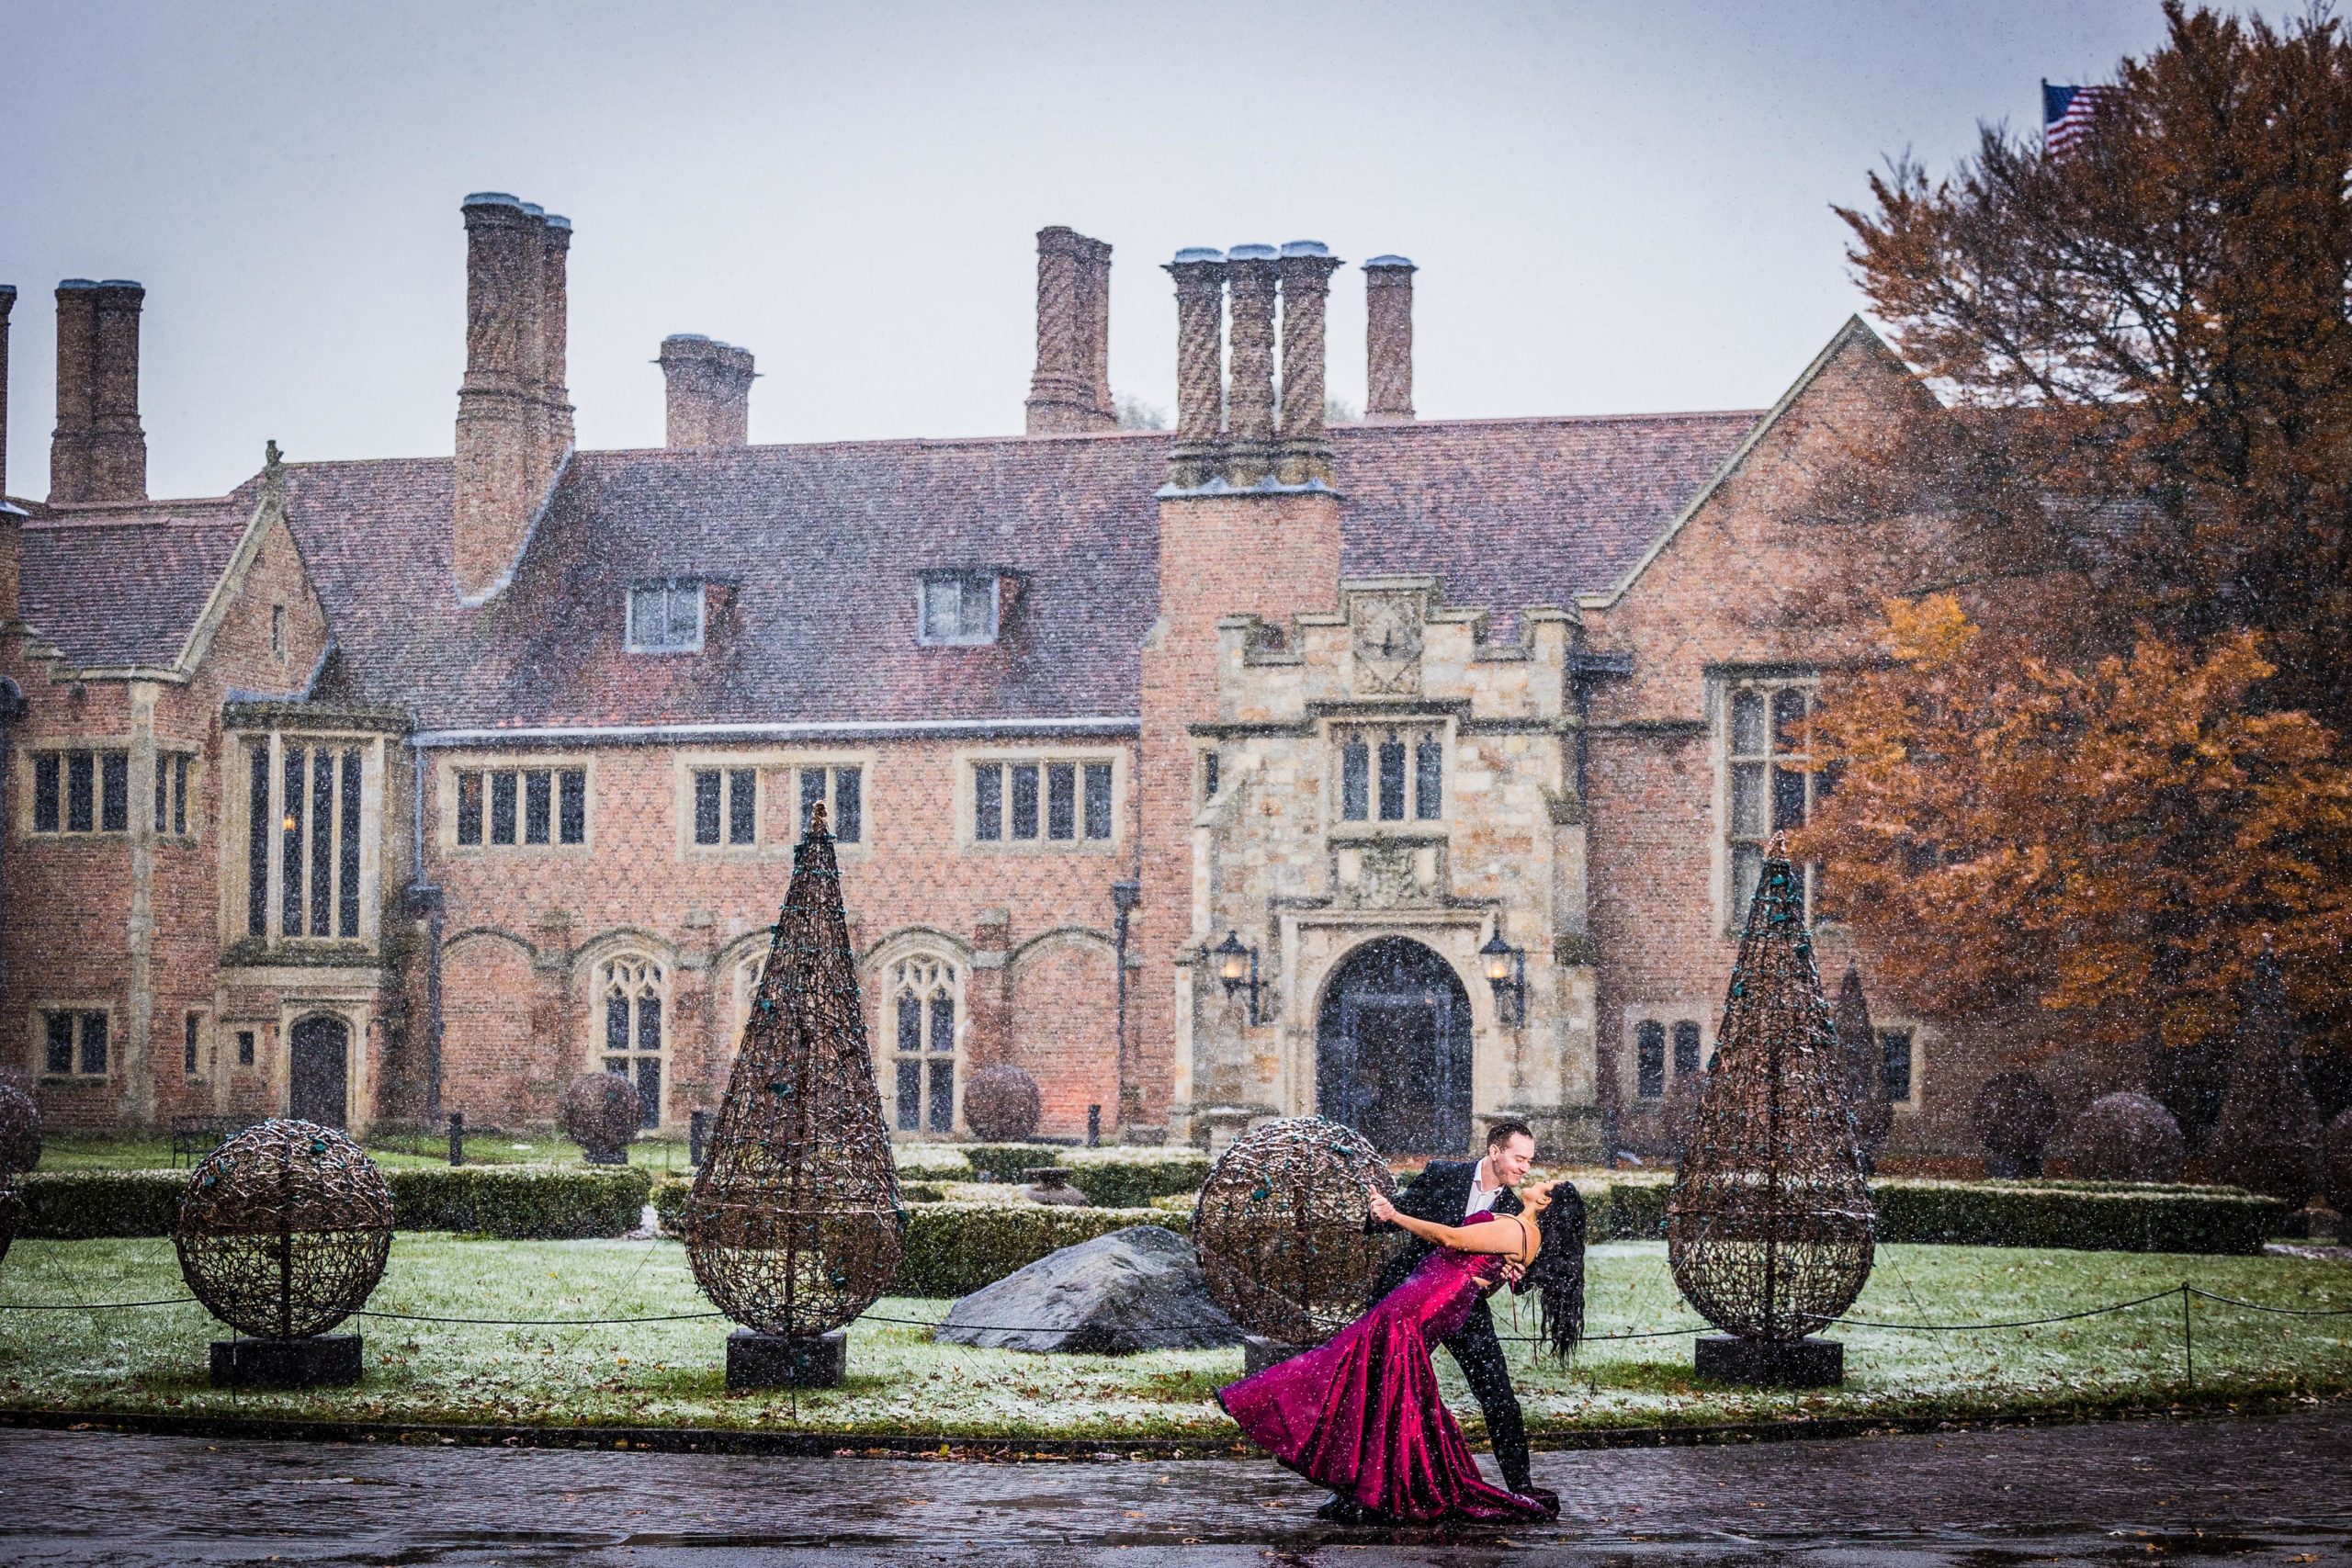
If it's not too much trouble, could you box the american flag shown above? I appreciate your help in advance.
[2042,81,2117,158]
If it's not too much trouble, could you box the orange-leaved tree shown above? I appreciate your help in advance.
[1793,595,2352,1071]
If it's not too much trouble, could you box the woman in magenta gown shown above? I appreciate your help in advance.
[1217,1179,1576,1524]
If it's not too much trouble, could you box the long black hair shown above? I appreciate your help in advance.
[1522,1181,1587,1358]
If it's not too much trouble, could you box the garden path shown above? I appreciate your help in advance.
[0,1404,2347,1563]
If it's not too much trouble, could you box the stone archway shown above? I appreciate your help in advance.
[1315,936,1473,1156]
[288,1013,352,1128]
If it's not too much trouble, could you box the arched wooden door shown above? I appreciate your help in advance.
[1315,937,1473,1155]
[288,1014,351,1128]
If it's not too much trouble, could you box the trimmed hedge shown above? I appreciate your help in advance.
[895,1203,1186,1298]
[1576,1174,2281,1255]
[961,1145,1210,1210]
[19,1165,651,1241]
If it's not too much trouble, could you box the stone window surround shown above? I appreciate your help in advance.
[591,950,669,1130]
[1325,716,1452,833]
[884,949,964,1136]
[434,750,593,856]
[1708,669,1824,936]
[1620,1008,1927,1111]
[670,749,876,858]
[183,1007,207,1083]
[862,929,974,1138]
[1877,1021,1925,1110]
[955,745,1125,853]
[18,737,131,839]
[29,1001,113,1084]
[237,732,389,947]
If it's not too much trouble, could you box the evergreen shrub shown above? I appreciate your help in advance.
[21,1165,651,1240]
[961,1145,1209,1210]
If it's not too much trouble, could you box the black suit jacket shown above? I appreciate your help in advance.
[1372,1158,1524,1303]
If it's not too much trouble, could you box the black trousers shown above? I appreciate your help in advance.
[1438,1301,1528,1493]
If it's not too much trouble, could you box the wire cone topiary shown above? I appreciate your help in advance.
[172,1119,393,1339]
[682,806,904,1338]
[1831,964,1893,1173]
[1191,1115,1399,1346]
[1668,845,1875,1343]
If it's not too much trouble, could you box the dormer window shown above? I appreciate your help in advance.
[628,579,705,652]
[919,570,999,646]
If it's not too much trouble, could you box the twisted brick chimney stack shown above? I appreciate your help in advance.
[0,285,14,502]
[1363,255,1416,423]
[1162,239,1343,491]
[659,335,756,448]
[49,279,148,503]
[454,193,572,601]
[1025,227,1114,433]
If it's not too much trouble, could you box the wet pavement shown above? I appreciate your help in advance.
[0,1407,2346,1564]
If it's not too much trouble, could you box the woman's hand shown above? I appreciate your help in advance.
[1366,1190,1399,1225]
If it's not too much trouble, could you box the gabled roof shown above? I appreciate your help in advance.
[15,406,1763,727]
[17,497,253,672]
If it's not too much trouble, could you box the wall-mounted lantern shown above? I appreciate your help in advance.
[1215,929,1263,1026]
[1481,930,1527,1028]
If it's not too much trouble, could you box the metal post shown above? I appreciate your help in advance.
[447,1110,463,1167]
[690,1108,710,1168]
[1087,1104,1101,1147]
[2181,1282,2194,1391]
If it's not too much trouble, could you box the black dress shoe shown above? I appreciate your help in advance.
[1315,1495,1374,1524]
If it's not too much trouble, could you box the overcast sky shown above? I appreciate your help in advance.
[3,0,2173,501]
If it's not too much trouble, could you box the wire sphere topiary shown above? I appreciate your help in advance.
[1973,1071,2060,1177]
[962,1063,1043,1143]
[1191,1115,1399,1347]
[2064,1091,2186,1183]
[559,1071,641,1164]
[1668,848,1875,1344]
[683,807,904,1339]
[173,1119,393,1339]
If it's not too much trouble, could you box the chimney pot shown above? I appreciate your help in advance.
[1363,254,1418,423]
[659,334,756,449]
[1275,246,1344,484]
[1223,247,1281,482]
[1278,240,1329,258]
[1163,249,1227,489]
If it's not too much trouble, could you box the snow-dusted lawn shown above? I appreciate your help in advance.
[0,1235,2344,1439]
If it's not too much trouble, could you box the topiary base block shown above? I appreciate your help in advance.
[210,1335,363,1389]
[1694,1333,1843,1388]
[1243,1335,1302,1377]
[726,1328,846,1389]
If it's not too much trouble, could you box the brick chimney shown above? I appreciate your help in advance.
[1363,255,1416,423]
[1223,244,1279,485]
[1275,242,1342,486]
[1025,227,1115,434]
[1164,249,1226,489]
[49,278,148,503]
[658,335,756,448]
[454,193,571,601]
[0,285,14,502]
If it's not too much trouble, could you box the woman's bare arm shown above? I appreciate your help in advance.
[1366,1194,1537,1261]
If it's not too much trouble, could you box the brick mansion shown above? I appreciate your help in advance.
[0,197,2041,1161]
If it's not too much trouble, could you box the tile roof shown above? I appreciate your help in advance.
[17,499,251,670]
[15,411,1759,724]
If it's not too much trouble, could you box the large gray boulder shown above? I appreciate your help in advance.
[933,1224,1244,1353]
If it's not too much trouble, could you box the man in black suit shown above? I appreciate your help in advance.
[1356,1118,1541,1503]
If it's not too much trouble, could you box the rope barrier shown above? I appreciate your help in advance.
[3,1279,2346,1334]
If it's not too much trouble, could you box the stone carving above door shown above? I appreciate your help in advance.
[1331,833,1446,908]
[1351,592,1425,696]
